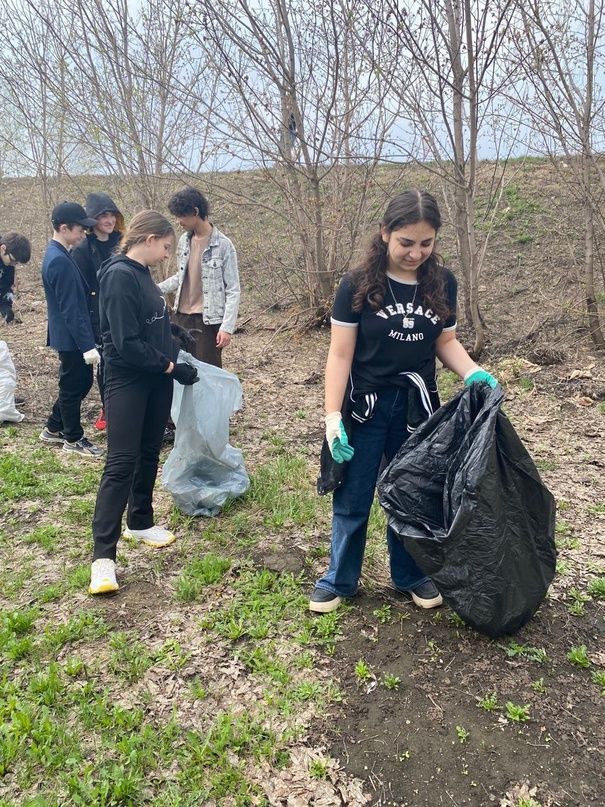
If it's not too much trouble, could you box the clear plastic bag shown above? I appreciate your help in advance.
[162,351,249,516]
[0,341,24,423]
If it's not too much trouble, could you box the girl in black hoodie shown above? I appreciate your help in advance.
[72,193,125,430]
[89,211,198,595]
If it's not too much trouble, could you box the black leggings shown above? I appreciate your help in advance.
[92,370,173,561]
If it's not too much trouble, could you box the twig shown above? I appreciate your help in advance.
[427,693,444,714]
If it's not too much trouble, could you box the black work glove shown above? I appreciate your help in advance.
[171,362,199,385]
[170,322,196,352]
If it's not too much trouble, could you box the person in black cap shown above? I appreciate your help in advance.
[39,201,104,457]
[72,193,124,431]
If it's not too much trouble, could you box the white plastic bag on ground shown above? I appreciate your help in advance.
[162,350,249,516]
[0,340,24,423]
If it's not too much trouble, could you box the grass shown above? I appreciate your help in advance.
[0,430,356,801]
[174,552,231,602]
[2,364,603,805]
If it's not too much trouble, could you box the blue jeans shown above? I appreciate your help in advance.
[316,387,428,597]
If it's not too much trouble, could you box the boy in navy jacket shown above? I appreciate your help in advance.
[40,202,104,457]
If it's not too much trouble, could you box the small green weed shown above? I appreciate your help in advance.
[372,604,392,624]
[516,797,543,807]
[536,459,557,472]
[517,376,534,392]
[591,670,605,696]
[505,702,530,722]
[567,587,591,616]
[587,576,605,600]
[309,758,329,779]
[189,676,208,700]
[354,659,373,682]
[531,677,547,694]
[567,645,591,668]
[478,692,499,711]
[586,502,605,514]
[447,611,466,627]
[383,674,401,690]
[502,642,547,663]
[437,370,460,400]
[455,725,470,743]
[44,611,106,654]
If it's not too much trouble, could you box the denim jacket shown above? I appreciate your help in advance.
[158,225,240,334]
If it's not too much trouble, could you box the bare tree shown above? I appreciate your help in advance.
[186,0,404,318]
[3,0,222,209]
[0,1,80,214]
[511,0,605,349]
[361,0,520,356]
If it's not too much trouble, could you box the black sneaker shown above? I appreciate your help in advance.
[162,424,176,444]
[408,580,443,609]
[62,436,104,458]
[39,427,65,444]
[15,396,26,406]
[309,587,342,613]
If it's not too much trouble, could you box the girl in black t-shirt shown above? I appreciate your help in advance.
[310,190,498,614]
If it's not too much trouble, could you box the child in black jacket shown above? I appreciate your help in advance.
[72,193,124,429]
[0,233,32,323]
[89,211,198,595]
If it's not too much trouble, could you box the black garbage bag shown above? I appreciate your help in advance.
[377,384,556,637]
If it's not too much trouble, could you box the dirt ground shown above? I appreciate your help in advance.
[1,163,604,806]
[3,300,604,806]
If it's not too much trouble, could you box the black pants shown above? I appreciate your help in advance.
[46,351,94,442]
[92,370,173,561]
[173,312,222,368]
[0,300,14,323]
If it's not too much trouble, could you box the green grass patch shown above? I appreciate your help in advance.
[246,455,328,530]
[174,553,231,603]
[23,525,63,553]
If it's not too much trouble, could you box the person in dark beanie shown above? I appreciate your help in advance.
[89,210,198,595]
[0,233,32,324]
[72,193,124,431]
[40,202,104,457]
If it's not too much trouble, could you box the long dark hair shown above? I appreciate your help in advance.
[351,190,451,321]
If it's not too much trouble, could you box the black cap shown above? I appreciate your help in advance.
[51,201,97,228]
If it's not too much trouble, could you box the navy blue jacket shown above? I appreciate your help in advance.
[41,239,95,352]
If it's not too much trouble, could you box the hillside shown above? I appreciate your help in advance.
[1,162,604,806]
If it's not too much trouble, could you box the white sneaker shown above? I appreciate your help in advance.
[123,525,176,548]
[89,558,119,595]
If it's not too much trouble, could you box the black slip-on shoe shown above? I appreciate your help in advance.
[309,587,342,613]
[408,579,443,609]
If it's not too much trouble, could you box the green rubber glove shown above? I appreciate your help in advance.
[325,412,355,464]
[464,367,498,389]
